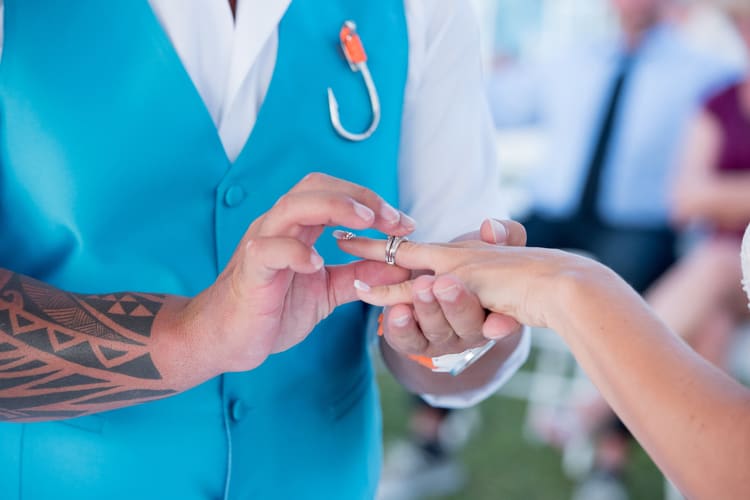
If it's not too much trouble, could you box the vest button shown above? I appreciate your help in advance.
[224,185,246,208]
[230,399,246,422]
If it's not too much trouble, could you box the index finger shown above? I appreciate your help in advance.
[292,173,416,235]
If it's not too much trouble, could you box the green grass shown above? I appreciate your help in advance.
[379,372,665,500]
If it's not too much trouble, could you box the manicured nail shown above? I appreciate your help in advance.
[354,280,371,293]
[310,250,324,270]
[353,202,375,222]
[435,284,460,302]
[381,203,401,225]
[332,230,356,241]
[416,289,435,303]
[400,212,417,231]
[391,314,410,327]
[490,219,508,244]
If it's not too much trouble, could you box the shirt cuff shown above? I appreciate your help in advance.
[419,326,531,409]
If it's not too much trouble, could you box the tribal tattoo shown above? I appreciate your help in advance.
[0,271,176,422]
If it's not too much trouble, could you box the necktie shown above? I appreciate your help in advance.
[577,56,634,220]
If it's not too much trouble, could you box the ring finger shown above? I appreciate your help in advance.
[411,275,454,345]
[432,275,487,347]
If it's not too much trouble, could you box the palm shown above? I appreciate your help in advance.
[264,268,332,353]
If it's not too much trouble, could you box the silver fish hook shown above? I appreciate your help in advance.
[328,21,381,142]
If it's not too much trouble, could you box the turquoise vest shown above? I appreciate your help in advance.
[0,1,407,498]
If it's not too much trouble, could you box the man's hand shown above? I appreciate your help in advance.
[0,174,417,421]
[183,173,415,375]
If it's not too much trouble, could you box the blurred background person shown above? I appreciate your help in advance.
[378,1,746,499]
[648,0,750,379]
[669,0,749,67]
[487,0,740,499]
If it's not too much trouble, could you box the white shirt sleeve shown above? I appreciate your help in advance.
[400,0,509,242]
[401,0,529,408]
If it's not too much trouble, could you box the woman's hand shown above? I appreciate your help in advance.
[339,219,610,336]
[182,173,415,376]
[360,219,526,361]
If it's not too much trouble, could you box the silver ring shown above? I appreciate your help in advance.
[385,235,408,265]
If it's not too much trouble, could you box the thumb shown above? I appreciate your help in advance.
[480,219,527,247]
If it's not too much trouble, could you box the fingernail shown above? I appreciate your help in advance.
[484,330,506,340]
[354,202,375,222]
[354,280,371,293]
[435,284,460,302]
[332,230,356,241]
[380,203,401,225]
[310,250,324,270]
[400,212,417,231]
[490,219,508,244]
[391,314,410,327]
[416,289,435,303]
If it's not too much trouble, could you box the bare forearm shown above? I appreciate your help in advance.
[380,330,522,396]
[553,268,750,499]
[0,269,213,422]
[677,176,750,227]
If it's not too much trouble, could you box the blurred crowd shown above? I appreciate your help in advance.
[378,1,750,499]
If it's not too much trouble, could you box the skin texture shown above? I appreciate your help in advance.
[0,174,518,421]
[341,219,750,500]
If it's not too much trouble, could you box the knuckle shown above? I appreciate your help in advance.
[326,195,344,212]
[397,281,413,299]
[389,331,424,354]
[302,172,328,185]
[272,194,293,213]
[377,282,410,301]
[423,326,453,344]
[352,185,375,203]
[396,241,419,262]
[245,239,264,257]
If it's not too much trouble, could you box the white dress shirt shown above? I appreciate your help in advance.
[0,0,530,408]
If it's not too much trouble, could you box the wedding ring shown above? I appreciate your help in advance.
[385,235,408,265]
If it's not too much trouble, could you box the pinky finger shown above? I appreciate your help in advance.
[353,279,415,307]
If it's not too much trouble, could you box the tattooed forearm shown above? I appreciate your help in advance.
[0,271,177,422]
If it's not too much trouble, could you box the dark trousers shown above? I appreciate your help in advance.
[523,212,676,294]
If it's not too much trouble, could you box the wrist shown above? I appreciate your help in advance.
[152,295,223,390]
[546,257,619,339]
